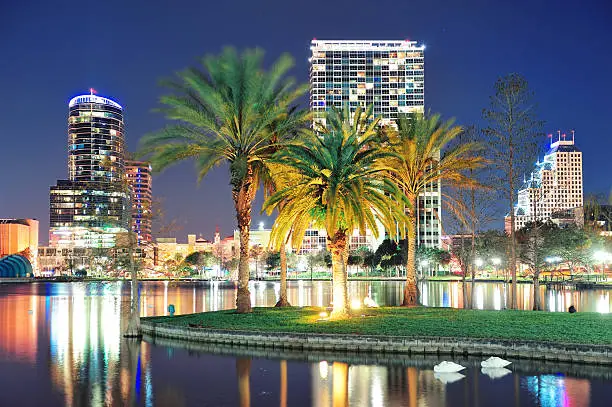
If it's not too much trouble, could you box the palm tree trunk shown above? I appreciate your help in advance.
[125,234,141,338]
[234,179,255,314]
[460,237,470,309]
[328,230,349,318]
[403,195,419,306]
[462,264,469,309]
[275,242,290,307]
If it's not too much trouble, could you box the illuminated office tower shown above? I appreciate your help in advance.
[309,40,440,247]
[67,93,126,182]
[507,131,583,231]
[49,92,130,248]
[125,160,153,243]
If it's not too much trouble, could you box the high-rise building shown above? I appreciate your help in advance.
[125,160,153,243]
[309,39,441,247]
[49,92,130,248]
[49,180,130,247]
[506,131,583,232]
[68,94,126,183]
[310,40,425,125]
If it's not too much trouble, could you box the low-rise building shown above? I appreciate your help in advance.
[0,218,39,272]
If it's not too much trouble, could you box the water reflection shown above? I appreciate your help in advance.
[0,281,611,406]
[523,375,591,407]
[223,355,596,407]
[134,280,612,315]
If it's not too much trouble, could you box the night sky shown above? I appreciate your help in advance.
[1,0,611,243]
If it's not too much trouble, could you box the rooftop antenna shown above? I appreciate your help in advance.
[562,133,567,141]
[547,133,553,147]
[557,130,561,142]
[89,88,96,95]
[571,129,575,143]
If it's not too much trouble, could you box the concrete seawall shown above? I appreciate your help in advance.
[141,320,612,365]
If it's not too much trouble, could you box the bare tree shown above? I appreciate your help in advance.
[150,197,184,238]
[445,126,495,308]
[482,74,543,309]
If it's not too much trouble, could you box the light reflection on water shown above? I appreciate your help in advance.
[0,280,611,406]
[136,280,612,316]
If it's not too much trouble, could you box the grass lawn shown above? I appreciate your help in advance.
[145,306,612,346]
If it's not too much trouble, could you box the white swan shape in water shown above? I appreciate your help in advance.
[433,361,466,373]
[480,356,512,368]
[434,372,466,384]
[481,367,512,379]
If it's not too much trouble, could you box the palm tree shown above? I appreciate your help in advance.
[386,113,486,306]
[260,107,311,307]
[264,107,408,318]
[139,48,307,313]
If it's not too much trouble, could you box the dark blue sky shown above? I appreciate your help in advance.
[1,0,611,243]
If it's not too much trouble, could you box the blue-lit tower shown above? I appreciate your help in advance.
[49,91,131,248]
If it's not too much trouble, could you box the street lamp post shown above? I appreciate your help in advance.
[474,258,484,279]
[420,259,429,278]
[491,257,501,280]
[594,251,610,282]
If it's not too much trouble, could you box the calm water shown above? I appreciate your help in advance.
[1,280,611,406]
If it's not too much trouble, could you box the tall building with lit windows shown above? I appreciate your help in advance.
[126,160,153,243]
[506,131,583,232]
[309,39,441,248]
[49,92,130,248]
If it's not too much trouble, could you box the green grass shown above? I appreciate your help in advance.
[145,306,612,345]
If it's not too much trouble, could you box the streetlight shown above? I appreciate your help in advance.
[474,258,483,279]
[545,256,562,281]
[594,251,610,281]
[420,259,429,278]
[491,257,501,279]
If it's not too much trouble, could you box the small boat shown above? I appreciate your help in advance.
[481,367,512,380]
[434,372,466,384]
[481,356,512,368]
[433,361,466,373]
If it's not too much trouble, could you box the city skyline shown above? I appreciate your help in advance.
[1,0,611,243]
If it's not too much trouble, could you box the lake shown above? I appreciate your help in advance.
[0,280,610,406]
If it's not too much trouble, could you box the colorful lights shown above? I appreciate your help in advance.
[68,94,123,109]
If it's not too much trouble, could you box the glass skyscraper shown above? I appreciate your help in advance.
[309,40,441,248]
[125,160,153,244]
[67,94,126,183]
[49,93,130,248]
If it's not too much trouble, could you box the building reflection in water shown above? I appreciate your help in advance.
[0,280,607,407]
[236,358,251,407]
[132,279,612,315]
[309,361,448,407]
[523,375,590,407]
[0,285,39,362]
[46,283,153,406]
